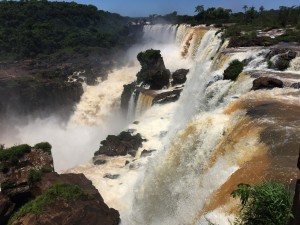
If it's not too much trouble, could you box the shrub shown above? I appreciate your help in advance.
[28,169,42,185]
[0,144,31,163]
[231,182,293,225]
[1,181,14,191]
[275,59,290,71]
[267,60,274,68]
[34,142,52,154]
[223,59,244,81]
[8,183,85,225]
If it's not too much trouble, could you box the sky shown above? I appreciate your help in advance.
[52,0,300,17]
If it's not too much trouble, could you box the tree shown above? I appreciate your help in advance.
[195,5,204,14]
[259,5,264,13]
[242,5,248,13]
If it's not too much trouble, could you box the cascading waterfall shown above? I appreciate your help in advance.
[143,24,177,43]
[135,92,154,118]
[67,24,300,225]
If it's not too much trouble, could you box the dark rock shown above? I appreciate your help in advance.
[251,77,283,90]
[152,89,182,105]
[136,49,170,90]
[93,159,107,165]
[11,173,120,225]
[290,180,300,225]
[228,36,273,48]
[133,121,139,125]
[103,174,120,179]
[0,193,14,225]
[291,83,300,89]
[94,131,143,157]
[127,129,136,134]
[171,69,189,86]
[120,82,136,113]
[125,160,130,166]
[140,149,156,157]
[127,149,137,157]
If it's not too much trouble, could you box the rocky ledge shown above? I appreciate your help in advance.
[0,143,120,225]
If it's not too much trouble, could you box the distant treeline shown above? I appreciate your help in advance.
[0,0,137,59]
[151,5,300,29]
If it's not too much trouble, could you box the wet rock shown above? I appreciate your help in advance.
[94,131,143,157]
[291,83,300,89]
[140,149,156,157]
[171,69,189,86]
[152,89,182,105]
[251,77,283,90]
[127,149,137,157]
[133,121,139,125]
[120,81,136,113]
[104,174,120,179]
[93,159,107,165]
[125,160,130,166]
[136,49,170,90]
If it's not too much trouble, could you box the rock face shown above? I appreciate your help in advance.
[10,173,120,225]
[171,69,189,86]
[120,81,136,113]
[0,144,120,225]
[228,36,273,48]
[291,82,300,89]
[94,131,143,158]
[0,144,54,225]
[251,77,283,90]
[136,49,170,90]
[0,76,83,120]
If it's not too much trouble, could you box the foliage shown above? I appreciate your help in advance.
[0,144,4,150]
[27,169,42,185]
[223,60,244,81]
[231,182,293,225]
[275,59,290,71]
[0,1,132,60]
[34,142,52,154]
[0,144,31,164]
[8,183,85,225]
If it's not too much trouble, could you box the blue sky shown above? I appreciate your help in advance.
[52,0,300,17]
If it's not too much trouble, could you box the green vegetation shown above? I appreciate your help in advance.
[0,144,31,164]
[8,183,85,225]
[223,60,244,81]
[34,142,52,154]
[27,169,42,185]
[231,182,293,225]
[0,0,134,60]
[275,59,290,71]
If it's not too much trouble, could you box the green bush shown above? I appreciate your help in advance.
[275,59,290,71]
[231,182,293,225]
[0,144,31,163]
[223,59,244,81]
[8,183,85,225]
[28,169,42,185]
[34,142,52,154]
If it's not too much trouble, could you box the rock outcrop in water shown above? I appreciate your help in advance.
[136,49,170,90]
[0,143,120,225]
[251,77,283,90]
[171,69,189,86]
[94,131,144,158]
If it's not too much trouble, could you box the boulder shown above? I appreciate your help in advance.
[140,149,156,157]
[291,83,300,89]
[251,77,283,90]
[136,49,170,90]
[94,131,143,157]
[171,69,189,86]
[152,89,182,105]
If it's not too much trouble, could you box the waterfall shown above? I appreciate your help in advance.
[135,92,154,118]
[63,24,300,225]
[143,24,177,44]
